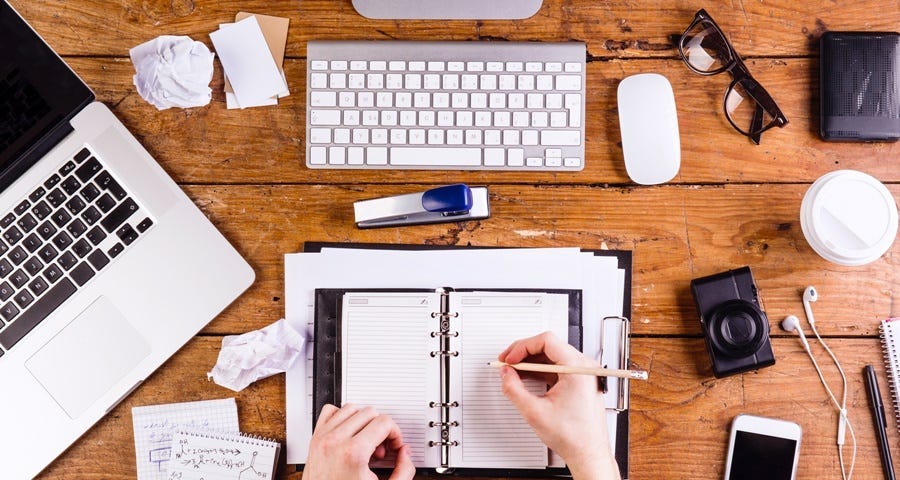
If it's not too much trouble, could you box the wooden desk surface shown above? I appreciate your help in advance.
[12,0,899,478]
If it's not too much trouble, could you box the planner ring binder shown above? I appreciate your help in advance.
[429,288,460,472]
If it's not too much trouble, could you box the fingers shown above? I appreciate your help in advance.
[499,365,545,422]
[355,413,405,451]
[332,406,379,439]
[388,445,416,480]
[315,403,340,428]
[500,331,580,365]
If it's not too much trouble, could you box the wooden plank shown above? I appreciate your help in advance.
[36,337,900,479]
[11,0,900,58]
[55,56,900,185]
[185,184,898,337]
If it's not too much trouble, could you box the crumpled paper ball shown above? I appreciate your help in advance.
[207,318,306,392]
[129,35,214,110]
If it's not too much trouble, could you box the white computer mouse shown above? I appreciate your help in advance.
[617,73,680,185]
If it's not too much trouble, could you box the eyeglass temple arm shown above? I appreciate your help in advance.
[749,103,764,145]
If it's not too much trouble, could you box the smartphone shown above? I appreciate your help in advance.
[723,414,802,480]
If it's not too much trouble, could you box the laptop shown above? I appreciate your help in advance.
[0,3,254,476]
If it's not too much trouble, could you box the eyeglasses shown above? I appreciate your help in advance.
[677,9,788,144]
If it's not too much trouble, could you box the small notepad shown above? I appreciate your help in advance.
[880,318,900,432]
[167,429,280,480]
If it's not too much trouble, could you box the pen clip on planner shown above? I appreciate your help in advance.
[354,184,490,228]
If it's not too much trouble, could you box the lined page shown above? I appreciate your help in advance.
[341,292,440,467]
[451,291,569,468]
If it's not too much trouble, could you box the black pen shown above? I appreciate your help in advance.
[864,365,896,480]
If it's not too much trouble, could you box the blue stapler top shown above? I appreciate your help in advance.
[421,184,473,213]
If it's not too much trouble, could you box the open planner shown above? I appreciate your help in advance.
[285,244,632,478]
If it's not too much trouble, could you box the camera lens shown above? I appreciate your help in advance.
[708,299,769,358]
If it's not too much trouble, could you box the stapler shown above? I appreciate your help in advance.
[354,184,490,228]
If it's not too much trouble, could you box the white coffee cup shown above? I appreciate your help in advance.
[800,170,898,266]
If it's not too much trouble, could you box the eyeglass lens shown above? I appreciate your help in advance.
[681,20,732,73]
[726,82,777,139]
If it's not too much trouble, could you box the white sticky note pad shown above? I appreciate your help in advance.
[210,16,286,106]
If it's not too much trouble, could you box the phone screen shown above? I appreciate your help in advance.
[728,431,798,480]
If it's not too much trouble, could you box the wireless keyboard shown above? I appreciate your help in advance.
[306,41,586,171]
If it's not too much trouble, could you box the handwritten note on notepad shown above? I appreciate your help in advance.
[167,430,280,480]
[132,398,239,480]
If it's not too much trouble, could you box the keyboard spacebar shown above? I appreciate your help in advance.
[390,148,482,166]
[0,279,77,350]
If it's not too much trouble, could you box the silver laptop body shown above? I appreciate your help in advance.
[0,3,254,476]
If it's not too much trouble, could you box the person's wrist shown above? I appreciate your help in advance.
[567,448,619,480]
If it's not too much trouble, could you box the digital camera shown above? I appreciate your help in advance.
[690,266,775,378]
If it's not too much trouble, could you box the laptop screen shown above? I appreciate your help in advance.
[0,2,93,189]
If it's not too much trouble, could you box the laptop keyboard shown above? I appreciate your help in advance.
[0,146,153,356]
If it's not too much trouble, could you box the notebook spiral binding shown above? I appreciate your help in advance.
[176,430,279,445]
[428,288,460,472]
[879,319,900,433]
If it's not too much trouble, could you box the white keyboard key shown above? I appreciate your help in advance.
[409,129,426,144]
[564,157,581,167]
[461,74,478,90]
[396,92,412,108]
[414,92,431,108]
[389,61,406,71]
[390,129,407,144]
[536,74,554,91]
[448,61,464,72]
[350,61,367,71]
[358,92,374,107]
[541,130,581,146]
[362,110,379,126]
[329,146,346,164]
[424,74,441,89]
[508,149,525,166]
[386,74,403,89]
[494,111,511,127]
[545,148,562,158]
[310,61,328,71]
[409,61,426,71]
[525,62,542,72]
[405,74,422,89]
[334,128,351,144]
[556,75,582,90]
[465,130,482,145]
[456,111,473,127]
[512,111,529,127]
[367,74,384,89]
[484,148,505,166]
[348,147,365,164]
[339,92,355,107]
[427,129,445,144]
[531,111,549,127]
[371,129,388,144]
[526,157,543,167]
[546,156,562,167]
[390,147,482,166]
[565,93,582,127]
[310,73,328,89]
[331,60,348,70]
[427,61,445,71]
[400,111,416,126]
[370,61,387,70]
[466,62,484,72]
[470,93,487,109]
[526,93,543,109]
[564,62,582,72]
[502,130,519,145]
[447,129,463,145]
[546,93,563,109]
[376,92,393,107]
[506,62,523,72]
[508,93,525,109]
[550,111,568,127]
[499,74,516,90]
[433,93,450,108]
[330,73,347,89]
[518,75,535,90]
[487,62,504,72]
[546,62,563,72]
[309,146,327,164]
[310,109,342,125]
[484,129,501,145]
[475,111,492,127]
[489,93,506,109]
[437,111,454,126]
[352,128,369,143]
[310,128,332,143]
[348,73,365,89]
[367,147,388,165]
[344,110,360,126]
[382,110,398,126]
[480,74,498,90]
[310,91,337,107]
[442,74,459,90]
[452,93,469,108]
[522,130,539,145]
[418,111,435,127]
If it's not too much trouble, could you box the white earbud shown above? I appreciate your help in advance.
[781,315,810,350]
[803,286,818,326]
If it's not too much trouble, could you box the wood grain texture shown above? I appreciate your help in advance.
[10,0,899,478]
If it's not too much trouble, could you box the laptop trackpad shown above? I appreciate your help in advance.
[25,297,151,419]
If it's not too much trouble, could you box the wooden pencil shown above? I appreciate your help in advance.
[489,360,649,380]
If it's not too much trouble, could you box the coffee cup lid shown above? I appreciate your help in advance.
[801,170,898,266]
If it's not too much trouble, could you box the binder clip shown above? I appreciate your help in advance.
[354,184,490,229]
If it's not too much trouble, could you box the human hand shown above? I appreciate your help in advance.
[498,332,620,480]
[304,403,415,480]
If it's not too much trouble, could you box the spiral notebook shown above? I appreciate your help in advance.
[880,317,900,432]
[166,430,280,480]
